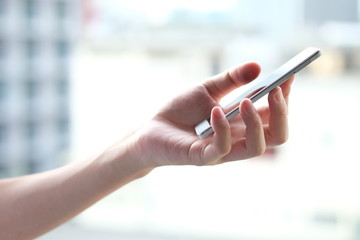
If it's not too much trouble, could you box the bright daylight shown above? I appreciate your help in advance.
[1,0,360,239]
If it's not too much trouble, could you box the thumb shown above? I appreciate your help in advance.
[204,62,261,101]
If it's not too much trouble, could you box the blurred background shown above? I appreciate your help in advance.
[1,0,360,239]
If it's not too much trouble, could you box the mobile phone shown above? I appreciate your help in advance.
[195,47,322,138]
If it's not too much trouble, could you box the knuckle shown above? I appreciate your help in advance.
[249,144,266,157]
[274,134,289,145]
[267,128,289,146]
[221,143,232,155]
[214,142,231,159]
[278,107,288,117]
[252,121,262,131]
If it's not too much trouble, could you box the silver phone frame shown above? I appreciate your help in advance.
[195,47,322,138]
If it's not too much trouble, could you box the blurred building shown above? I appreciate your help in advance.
[304,0,359,25]
[0,0,81,176]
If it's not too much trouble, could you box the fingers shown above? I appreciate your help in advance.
[280,76,294,105]
[203,107,231,160]
[204,62,261,101]
[238,99,266,158]
[257,76,294,124]
[204,76,294,163]
[264,87,289,146]
[260,76,293,145]
[222,99,266,162]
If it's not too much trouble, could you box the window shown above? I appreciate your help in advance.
[55,0,67,20]
[56,40,69,58]
[304,0,359,24]
[25,157,38,174]
[0,0,6,18]
[57,76,68,97]
[24,0,38,19]
[26,120,36,140]
[0,164,8,178]
[24,78,38,99]
[57,118,69,150]
[0,123,5,144]
[23,119,40,174]
[0,38,5,59]
[24,39,38,59]
[0,79,5,100]
[57,118,69,135]
[0,123,6,157]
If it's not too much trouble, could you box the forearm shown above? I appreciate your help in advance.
[0,138,152,239]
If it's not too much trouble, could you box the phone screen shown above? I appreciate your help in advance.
[195,47,322,138]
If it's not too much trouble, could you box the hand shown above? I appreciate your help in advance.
[129,62,293,168]
[0,63,294,239]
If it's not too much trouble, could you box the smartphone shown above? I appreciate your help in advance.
[195,47,322,138]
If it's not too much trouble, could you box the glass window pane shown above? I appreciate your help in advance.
[24,39,38,59]
[0,38,5,58]
[0,80,6,100]
[55,0,67,19]
[56,40,69,58]
[24,79,37,99]
[24,0,38,19]
[0,0,6,17]
[57,77,68,97]
[0,123,5,144]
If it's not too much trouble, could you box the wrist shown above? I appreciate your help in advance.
[101,132,154,182]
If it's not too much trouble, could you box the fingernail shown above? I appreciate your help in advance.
[243,99,255,115]
[212,106,225,120]
[274,87,283,102]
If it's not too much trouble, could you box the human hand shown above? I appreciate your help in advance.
[129,62,294,168]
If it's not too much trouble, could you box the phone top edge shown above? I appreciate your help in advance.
[223,47,321,112]
[250,50,320,102]
[195,47,322,138]
[225,47,321,121]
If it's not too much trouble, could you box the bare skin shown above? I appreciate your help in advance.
[0,62,293,239]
